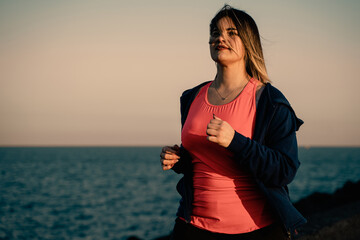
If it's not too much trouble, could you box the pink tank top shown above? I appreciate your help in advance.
[181,78,275,234]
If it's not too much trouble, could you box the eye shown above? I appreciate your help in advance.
[211,30,220,38]
[228,31,238,37]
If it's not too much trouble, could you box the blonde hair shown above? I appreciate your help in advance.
[210,5,270,84]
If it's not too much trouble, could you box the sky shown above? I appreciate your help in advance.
[0,0,359,147]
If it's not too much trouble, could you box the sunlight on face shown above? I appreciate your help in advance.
[209,17,246,65]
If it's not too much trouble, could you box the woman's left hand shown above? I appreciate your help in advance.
[206,114,235,148]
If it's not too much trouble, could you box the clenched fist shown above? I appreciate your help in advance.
[206,114,235,148]
[160,145,180,170]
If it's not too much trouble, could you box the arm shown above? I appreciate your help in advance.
[227,105,301,187]
[160,144,192,174]
[171,145,191,174]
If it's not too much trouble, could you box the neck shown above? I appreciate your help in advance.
[214,62,249,89]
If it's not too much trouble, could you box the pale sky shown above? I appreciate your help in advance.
[0,0,359,146]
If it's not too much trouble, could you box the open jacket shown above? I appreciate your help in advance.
[172,81,307,236]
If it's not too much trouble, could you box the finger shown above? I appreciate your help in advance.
[207,123,221,130]
[162,159,179,165]
[160,152,176,159]
[162,149,180,158]
[213,114,222,120]
[207,135,219,143]
[162,164,175,171]
[162,146,177,154]
[170,145,180,155]
[209,119,222,125]
[206,128,218,136]
[160,152,180,160]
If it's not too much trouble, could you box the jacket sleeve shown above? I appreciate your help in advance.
[227,104,301,187]
[171,145,190,174]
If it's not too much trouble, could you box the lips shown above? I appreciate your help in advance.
[215,45,230,50]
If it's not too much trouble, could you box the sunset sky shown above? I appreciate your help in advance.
[1,0,359,146]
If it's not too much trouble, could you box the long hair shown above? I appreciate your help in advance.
[210,5,270,83]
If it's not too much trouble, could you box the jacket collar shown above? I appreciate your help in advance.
[263,83,291,107]
[260,83,303,131]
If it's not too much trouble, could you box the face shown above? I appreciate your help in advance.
[209,17,246,65]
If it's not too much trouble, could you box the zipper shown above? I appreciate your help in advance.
[282,223,291,240]
[286,230,291,240]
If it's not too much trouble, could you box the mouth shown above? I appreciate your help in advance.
[215,45,230,51]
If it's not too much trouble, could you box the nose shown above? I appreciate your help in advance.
[209,31,227,44]
[218,32,227,42]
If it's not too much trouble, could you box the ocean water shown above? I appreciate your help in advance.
[0,147,359,240]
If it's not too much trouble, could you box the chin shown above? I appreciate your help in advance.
[212,54,242,66]
[214,57,235,66]
[211,54,227,63]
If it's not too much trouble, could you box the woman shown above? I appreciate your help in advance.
[160,5,306,240]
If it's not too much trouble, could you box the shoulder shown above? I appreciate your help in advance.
[263,83,291,107]
[181,81,211,97]
[260,83,304,131]
[180,81,211,103]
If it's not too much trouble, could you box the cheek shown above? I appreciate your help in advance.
[209,44,216,54]
[233,41,246,56]
[209,36,216,44]
[209,48,216,60]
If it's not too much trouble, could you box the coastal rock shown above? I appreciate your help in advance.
[126,236,143,240]
[294,180,360,216]
[297,214,360,240]
[294,180,360,239]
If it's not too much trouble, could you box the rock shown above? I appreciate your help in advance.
[297,214,360,240]
[293,179,360,239]
[127,236,143,240]
[153,235,171,240]
[294,180,360,216]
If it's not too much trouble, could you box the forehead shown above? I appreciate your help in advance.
[215,17,236,30]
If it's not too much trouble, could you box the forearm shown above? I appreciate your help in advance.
[171,145,191,174]
[227,131,300,187]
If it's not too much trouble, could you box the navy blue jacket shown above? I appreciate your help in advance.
[172,81,307,235]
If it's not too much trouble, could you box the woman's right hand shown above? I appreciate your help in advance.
[160,145,180,170]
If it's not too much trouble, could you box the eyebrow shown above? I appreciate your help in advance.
[212,27,237,32]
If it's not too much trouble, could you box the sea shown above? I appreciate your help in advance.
[0,147,359,240]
